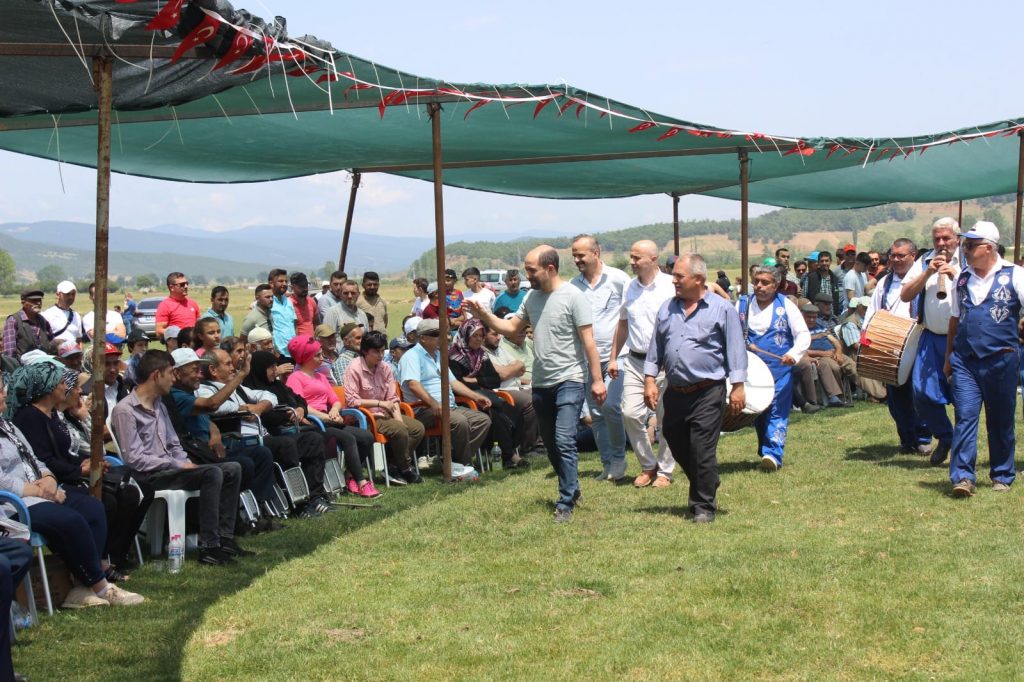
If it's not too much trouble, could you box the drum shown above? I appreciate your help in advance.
[721,351,776,432]
[856,310,921,385]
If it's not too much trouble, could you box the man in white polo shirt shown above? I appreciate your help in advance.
[608,240,676,488]
[42,280,84,345]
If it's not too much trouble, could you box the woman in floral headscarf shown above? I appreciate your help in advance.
[0,364,143,607]
[449,319,528,470]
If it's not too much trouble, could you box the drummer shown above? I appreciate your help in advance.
[740,266,810,472]
[864,238,933,455]
[943,221,1024,497]
[899,217,961,466]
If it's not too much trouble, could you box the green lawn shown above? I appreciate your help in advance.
[11,400,1024,680]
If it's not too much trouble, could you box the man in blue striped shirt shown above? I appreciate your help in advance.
[645,253,747,524]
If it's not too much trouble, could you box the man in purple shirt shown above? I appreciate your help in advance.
[645,253,747,524]
[110,349,248,566]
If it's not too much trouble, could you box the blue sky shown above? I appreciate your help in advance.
[0,0,1019,238]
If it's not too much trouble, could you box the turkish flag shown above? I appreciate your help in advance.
[171,14,220,63]
[656,127,681,141]
[230,55,268,75]
[628,121,656,133]
[146,0,186,31]
[213,30,253,70]
[463,100,489,120]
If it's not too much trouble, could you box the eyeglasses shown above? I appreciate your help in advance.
[963,240,986,251]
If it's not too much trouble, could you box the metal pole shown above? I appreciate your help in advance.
[957,200,963,229]
[428,103,453,482]
[671,193,680,256]
[89,56,112,500]
[1015,132,1024,262]
[739,151,750,292]
[338,171,361,272]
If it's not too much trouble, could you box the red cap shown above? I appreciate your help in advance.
[843,243,856,253]
[103,342,121,355]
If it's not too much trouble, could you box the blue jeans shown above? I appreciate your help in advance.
[585,361,626,470]
[533,381,585,512]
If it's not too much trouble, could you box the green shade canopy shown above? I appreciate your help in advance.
[0,0,1020,209]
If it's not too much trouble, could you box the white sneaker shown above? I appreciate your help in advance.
[759,456,779,472]
[62,586,108,609]
[103,584,145,606]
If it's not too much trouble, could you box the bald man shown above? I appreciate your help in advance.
[608,240,677,487]
[466,245,606,523]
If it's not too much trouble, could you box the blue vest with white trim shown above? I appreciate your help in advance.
[953,264,1019,358]
[745,294,794,377]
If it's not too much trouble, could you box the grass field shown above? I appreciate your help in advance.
[10,399,1024,680]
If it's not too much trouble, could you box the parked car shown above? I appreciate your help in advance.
[479,269,507,293]
[133,296,165,339]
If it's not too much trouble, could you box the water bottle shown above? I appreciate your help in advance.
[168,533,184,574]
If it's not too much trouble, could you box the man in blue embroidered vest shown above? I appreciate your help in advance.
[943,221,1024,497]
[864,239,933,455]
[740,266,810,471]
[899,217,962,467]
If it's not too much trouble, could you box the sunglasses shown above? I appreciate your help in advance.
[173,281,189,287]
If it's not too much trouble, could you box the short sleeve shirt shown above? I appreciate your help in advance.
[516,284,592,388]
[155,297,201,331]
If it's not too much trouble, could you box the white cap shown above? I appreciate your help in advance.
[56,280,77,294]
[170,348,210,367]
[404,316,422,336]
[247,327,273,343]
[961,220,999,242]
[855,296,871,308]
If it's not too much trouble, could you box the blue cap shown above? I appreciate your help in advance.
[105,333,125,345]
[808,251,819,261]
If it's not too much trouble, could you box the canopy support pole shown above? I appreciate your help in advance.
[89,56,112,500]
[671,193,681,256]
[739,151,750,292]
[957,200,963,229]
[1015,132,1024,262]
[428,103,453,482]
[338,171,361,272]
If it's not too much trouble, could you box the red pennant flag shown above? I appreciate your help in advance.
[558,100,574,117]
[316,73,339,84]
[342,83,373,98]
[575,103,585,119]
[230,55,268,75]
[287,65,321,77]
[146,0,186,31]
[656,127,681,142]
[825,144,842,160]
[533,97,556,119]
[463,100,490,120]
[213,31,253,71]
[171,14,220,63]
[715,132,732,139]
[628,121,656,133]
[378,90,409,118]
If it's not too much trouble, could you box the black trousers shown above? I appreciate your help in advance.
[226,444,276,505]
[662,382,726,516]
[264,433,327,497]
[137,462,241,549]
[0,538,31,681]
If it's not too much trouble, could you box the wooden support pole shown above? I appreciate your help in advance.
[957,200,963,229]
[671,193,681,256]
[89,56,112,500]
[1015,133,1024,262]
[739,151,750,292]
[338,171,361,272]
[428,103,453,482]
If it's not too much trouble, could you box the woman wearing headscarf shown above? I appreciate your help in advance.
[56,371,153,578]
[282,337,381,498]
[448,319,528,469]
[0,364,143,607]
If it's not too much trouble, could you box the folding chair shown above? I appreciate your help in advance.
[273,462,310,510]
[0,491,49,622]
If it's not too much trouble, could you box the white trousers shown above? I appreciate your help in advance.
[622,354,675,477]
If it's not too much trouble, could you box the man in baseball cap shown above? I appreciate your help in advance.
[3,288,59,361]
[42,280,84,345]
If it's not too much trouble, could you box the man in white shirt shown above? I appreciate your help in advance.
[462,267,496,318]
[608,240,677,487]
[943,221,1024,497]
[843,253,870,302]
[82,281,127,341]
[570,234,631,481]
[740,266,810,471]
[864,238,933,455]
[899,217,961,466]
[41,280,84,345]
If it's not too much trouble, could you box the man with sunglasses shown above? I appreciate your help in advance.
[943,221,1024,497]
[155,271,201,342]
[864,239,933,456]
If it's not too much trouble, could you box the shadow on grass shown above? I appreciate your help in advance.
[12,469,496,681]
[719,460,761,475]
[844,444,935,470]
[917,479,959,498]
[636,505,729,520]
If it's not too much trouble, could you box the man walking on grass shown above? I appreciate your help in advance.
[466,245,606,523]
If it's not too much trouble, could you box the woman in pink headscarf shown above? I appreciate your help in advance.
[285,335,380,498]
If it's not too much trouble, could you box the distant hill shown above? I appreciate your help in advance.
[409,196,1018,274]
[0,221,435,281]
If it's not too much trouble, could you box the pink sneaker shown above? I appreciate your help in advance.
[345,476,360,495]
[358,480,382,498]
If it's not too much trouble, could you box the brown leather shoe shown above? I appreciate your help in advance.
[633,469,658,488]
[652,475,672,488]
